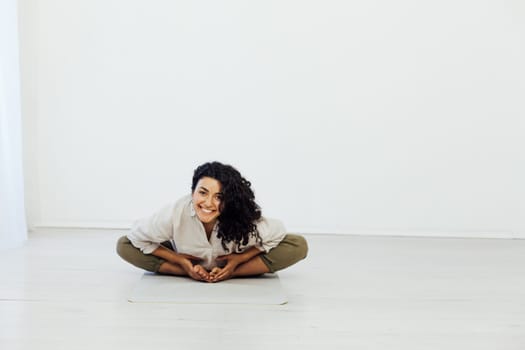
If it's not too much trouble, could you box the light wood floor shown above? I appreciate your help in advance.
[1,229,524,349]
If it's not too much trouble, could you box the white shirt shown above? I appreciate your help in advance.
[127,194,287,270]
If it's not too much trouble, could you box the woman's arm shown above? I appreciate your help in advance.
[128,204,176,254]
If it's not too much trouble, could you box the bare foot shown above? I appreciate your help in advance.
[193,264,210,282]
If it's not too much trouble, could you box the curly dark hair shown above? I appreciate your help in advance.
[191,161,262,252]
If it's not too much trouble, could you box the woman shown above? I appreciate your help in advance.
[116,161,308,283]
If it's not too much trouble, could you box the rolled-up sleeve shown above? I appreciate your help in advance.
[256,217,287,253]
[127,204,175,254]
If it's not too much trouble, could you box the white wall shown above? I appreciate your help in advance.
[0,0,27,250]
[19,0,525,237]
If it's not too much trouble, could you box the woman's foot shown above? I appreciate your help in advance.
[193,264,210,281]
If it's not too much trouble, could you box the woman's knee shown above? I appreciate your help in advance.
[116,236,164,272]
[261,234,308,272]
[116,236,135,262]
[286,234,308,261]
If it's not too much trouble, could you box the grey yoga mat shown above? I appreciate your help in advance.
[129,272,288,305]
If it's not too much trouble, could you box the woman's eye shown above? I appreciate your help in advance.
[199,191,206,195]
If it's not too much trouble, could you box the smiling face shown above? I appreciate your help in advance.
[192,177,223,229]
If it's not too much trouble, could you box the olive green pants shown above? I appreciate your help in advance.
[116,234,308,273]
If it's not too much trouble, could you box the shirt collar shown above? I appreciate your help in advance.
[190,200,196,217]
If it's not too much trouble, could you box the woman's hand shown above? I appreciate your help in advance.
[209,247,264,282]
[209,254,243,282]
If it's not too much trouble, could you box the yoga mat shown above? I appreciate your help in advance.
[128,273,288,305]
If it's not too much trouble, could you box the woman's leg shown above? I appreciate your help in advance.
[116,236,168,273]
[117,236,209,279]
[259,234,308,272]
[118,234,308,276]
[233,234,308,276]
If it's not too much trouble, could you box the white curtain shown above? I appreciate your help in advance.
[0,0,28,251]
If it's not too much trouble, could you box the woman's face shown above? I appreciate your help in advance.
[192,176,223,225]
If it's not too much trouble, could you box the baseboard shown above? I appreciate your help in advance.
[31,222,524,239]
[296,228,524,240]
[31,222,131,232]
